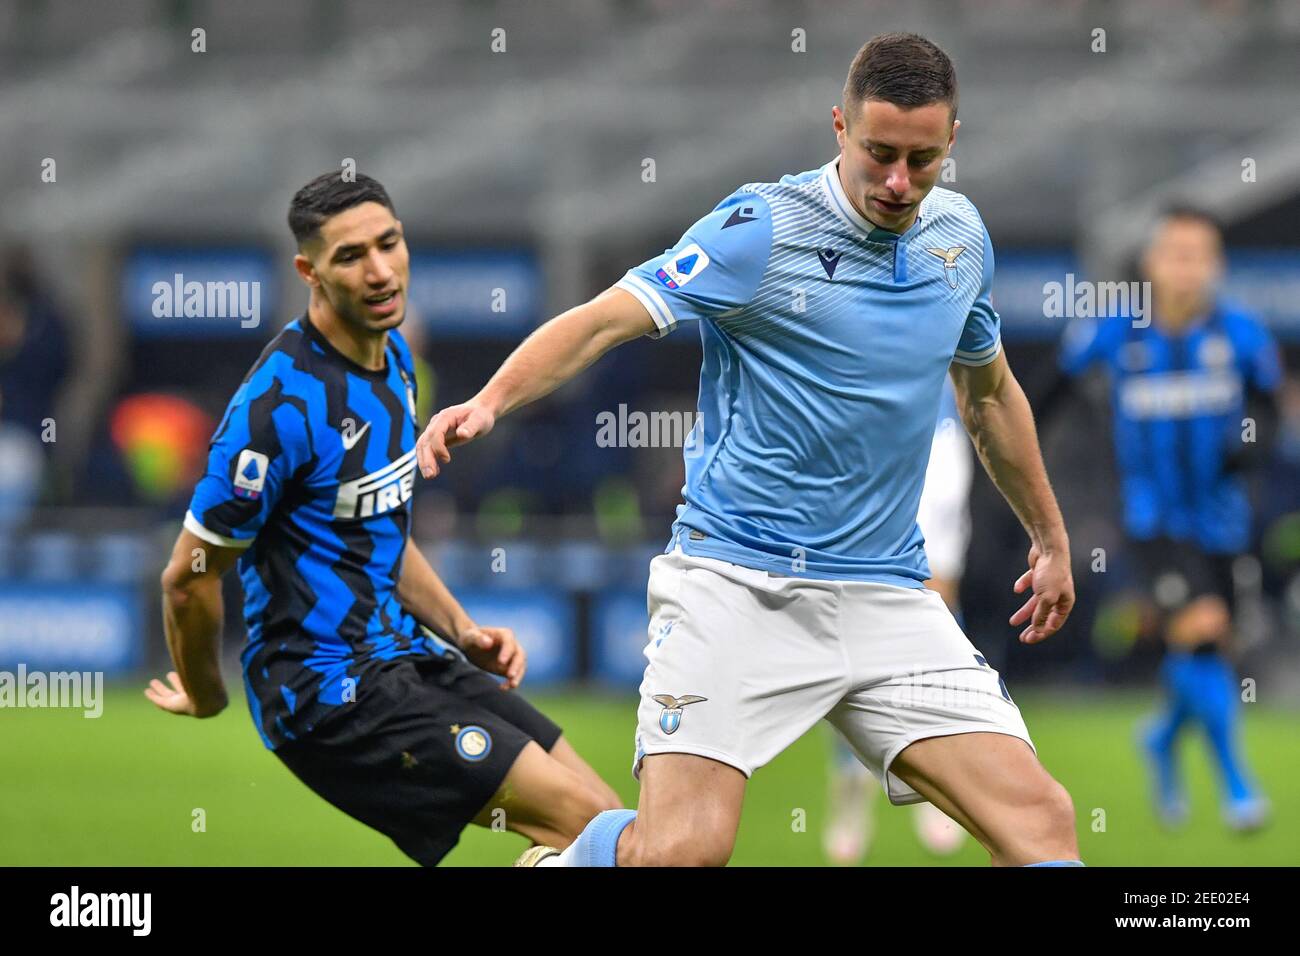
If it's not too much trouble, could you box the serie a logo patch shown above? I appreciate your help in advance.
[654,244,711,290]
[233,449,269,499]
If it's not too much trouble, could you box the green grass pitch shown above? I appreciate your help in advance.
[1,686,1294,866]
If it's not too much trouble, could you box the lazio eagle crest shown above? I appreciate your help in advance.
[653,694,708,735]
[926,245,967,289]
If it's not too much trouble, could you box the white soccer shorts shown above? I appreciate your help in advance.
[633,548,1034,804]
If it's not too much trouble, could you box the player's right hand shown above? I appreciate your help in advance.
[144,671,226,718]
[417,401,496,478]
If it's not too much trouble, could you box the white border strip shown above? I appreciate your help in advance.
[952,339,1003,367]
[184,511,254,550]
[616,272,677,337]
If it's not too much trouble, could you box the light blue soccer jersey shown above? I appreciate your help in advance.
[616,158,999,586]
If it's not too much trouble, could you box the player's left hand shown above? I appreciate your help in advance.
[458,625,526,689]
[1010,544,1074,644]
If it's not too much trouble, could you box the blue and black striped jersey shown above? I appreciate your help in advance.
[185,316,436,748]
[1059,301,1282,554]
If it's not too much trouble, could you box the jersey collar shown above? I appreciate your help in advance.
[820,157,924,244]
[300,314,393,381]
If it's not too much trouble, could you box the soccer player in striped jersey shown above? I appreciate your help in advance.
[148,173,619,865]
[420,34,1080,867]
[1050,206,1279,831]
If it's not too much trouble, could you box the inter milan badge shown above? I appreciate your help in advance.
[925,245,967,290]
[452,724,492,762]
[652,694,707,735]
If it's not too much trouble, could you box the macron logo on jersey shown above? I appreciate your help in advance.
[333,449,418,519]
[655,244,710,290]
[722,205,759,229]
[233,449,269,500]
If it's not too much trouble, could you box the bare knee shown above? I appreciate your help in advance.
[1042,781,1077,841]
[1168,596,1231,648]
[996,778,1078,865]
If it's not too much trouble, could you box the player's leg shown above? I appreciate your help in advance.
[1189,653,1269,830]
[1166,594,1268,828]
[1138,658,1192,826]
[275,655,618,865]
[533,548,848,866]
[831,583,1077,866]
[531,751,746,867]
[888,732,1078,866]
[547,735,622,809]
[438,657,624,845]
[619,752,747,866]
[823,727,879,865]
[469,739,621,849]
[1156,547,1269,829]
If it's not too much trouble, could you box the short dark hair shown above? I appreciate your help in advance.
[1157,202,1223,237]
[842,33,957,123]
[288,172,397,247]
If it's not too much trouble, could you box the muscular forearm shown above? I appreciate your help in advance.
[160,578,228,717]
[961,373,1069,554]
[476,288,641,418]
[396,542,475,643]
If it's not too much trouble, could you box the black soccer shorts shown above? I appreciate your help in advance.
[1130,535,1237,614]
[274,651,562,866]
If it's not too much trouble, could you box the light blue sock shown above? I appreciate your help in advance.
[563,809,637,867]
[1025,860,1085,866]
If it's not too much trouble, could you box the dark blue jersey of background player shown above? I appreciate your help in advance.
[1044,208,1282,557]
[1044,206,1279,831]
[1057,298,1280,555]
[185,316,432,748]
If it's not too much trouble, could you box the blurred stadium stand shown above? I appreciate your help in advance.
[1,0,1298,692]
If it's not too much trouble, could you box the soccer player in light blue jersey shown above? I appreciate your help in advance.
[824,380,972,863]
[418,33,1081,867]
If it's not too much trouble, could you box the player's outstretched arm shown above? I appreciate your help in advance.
[949,351,1074,644]
[149,528,243,717]
[416,287,656,477]
[397,539,525,689]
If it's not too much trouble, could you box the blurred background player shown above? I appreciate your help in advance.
[823,379,971,862]
[1048,206,1281,831]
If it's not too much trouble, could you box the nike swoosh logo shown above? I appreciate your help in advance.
[341,421,370,451]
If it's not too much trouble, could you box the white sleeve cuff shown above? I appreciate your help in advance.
[616,273,677,339]
[952,338,1002,367]
[184,511,254,550]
